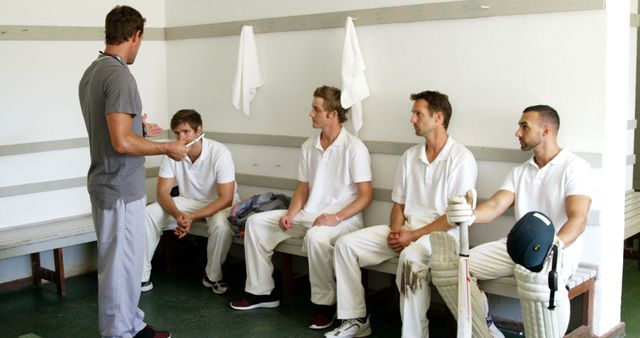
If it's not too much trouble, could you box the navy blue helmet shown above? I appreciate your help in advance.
[506,211,555,272]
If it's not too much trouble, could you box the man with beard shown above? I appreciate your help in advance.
[434,105,592,337]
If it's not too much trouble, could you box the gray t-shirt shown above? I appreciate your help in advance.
[79,53,145,209]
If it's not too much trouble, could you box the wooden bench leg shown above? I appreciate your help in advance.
[163,230,177,272]
[281,254,294,303]
[53,248,65,296]
[583,279,594,331]
[566,277,596,337]
[29,249,66,296]
[30,252,42,286]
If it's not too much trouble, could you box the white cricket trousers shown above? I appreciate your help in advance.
[469,237,584,319]
[334,217,453,338]
[244,209,363,305]
[142,197,233,282]
[92,197,147,338]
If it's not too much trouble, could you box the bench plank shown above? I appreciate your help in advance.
[0,215,95,295]
[0,215,95,259]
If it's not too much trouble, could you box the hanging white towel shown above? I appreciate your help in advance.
[340,16,370,135]
[232,25,263,116]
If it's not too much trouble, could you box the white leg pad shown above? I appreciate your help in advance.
[514,265,570,338]
[430,232,496,338]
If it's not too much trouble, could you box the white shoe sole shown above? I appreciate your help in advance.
[202,278,228,294]
[325,319,372,337]
[229,300,280,310]
[309,314,336,330]
[141,282,153,292]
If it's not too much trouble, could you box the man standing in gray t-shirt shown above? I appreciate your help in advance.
[79,5,187,338]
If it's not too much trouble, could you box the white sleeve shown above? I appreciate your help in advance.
[215,148,236,184]
[565,159,592,198]
[447,150,478,197]
[297,144,309,182]
[349,142,372,183]
[499,166,517,193]
[391,152,408,204]
[158,155,175,178]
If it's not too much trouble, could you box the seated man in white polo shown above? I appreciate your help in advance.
[141,109,239,294]
[230,85,373,331]
[434,105,592,337]
[327,90,482,338]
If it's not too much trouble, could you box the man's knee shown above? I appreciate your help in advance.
[399,243,429,265]
[144,202,166,232]
[244,213,262,235]
[305,226,333,250]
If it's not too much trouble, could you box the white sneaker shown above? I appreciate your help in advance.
[202,274,228,294]
[324,316,371,338]
[488,321,505,338]
[141,280,153,292]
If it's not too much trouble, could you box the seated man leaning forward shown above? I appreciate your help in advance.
[141,109,240,294]
[327,90,479,338]
[230,85,373,330]
[431,105,592,337]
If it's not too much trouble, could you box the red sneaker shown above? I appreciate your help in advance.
[133,325,171,338]
[309,304,336,330]
[230,291,280,310]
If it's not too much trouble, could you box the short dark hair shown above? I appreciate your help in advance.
[523,105,560,132]
[313,86,349,123]
[105,5,146,45]
[410,91,452,129]
[171,109,203,131]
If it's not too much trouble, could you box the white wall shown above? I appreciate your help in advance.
[0,1,165,26]
[167,12,606,150]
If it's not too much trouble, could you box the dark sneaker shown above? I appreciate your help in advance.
[325,316,371,337]
[133,325,171,338]
[141,280,153,292]
[309,304,337,330]
[230,291,280,310]
[202,273,228,294]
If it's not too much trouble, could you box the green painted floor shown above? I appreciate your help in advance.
[622,258,640,336]
[0,259,405,338]
[1,256,638,337]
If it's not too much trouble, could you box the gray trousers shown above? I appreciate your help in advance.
[92,197,147,338]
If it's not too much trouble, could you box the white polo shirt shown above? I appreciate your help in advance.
[500,148,592,232]
[500,148,592,262]
[391,136,478,223]
[298,128,372,214]
[159,138,239,202]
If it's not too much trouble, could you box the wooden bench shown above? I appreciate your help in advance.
[0,214,96,295]
[0,208,597,337]
[478,263,597,337]
[188,221,597,336]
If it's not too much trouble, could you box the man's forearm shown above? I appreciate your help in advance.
[157,194,181,219]
[114,132,171,156]
[190,197,233,220]
[412,214,451,240]
[556,218,587,247]
[335,194,371,221]
[389,204,405,231]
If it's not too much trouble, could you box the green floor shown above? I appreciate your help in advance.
[622,258,640,336]
[1,255,638,337]
[0,258,406,338]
